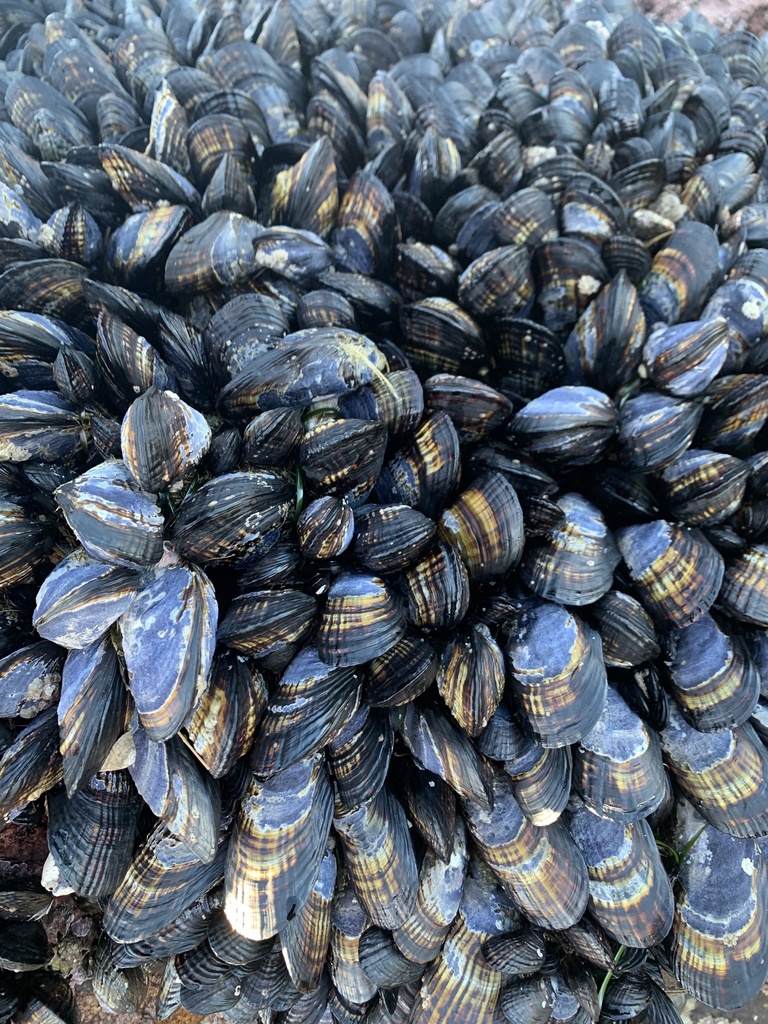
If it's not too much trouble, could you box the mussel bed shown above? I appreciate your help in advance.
[2,0,768,1021]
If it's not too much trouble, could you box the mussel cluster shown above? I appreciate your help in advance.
[3,0,768,1020]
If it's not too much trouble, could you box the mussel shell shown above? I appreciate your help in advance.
[47,771,139,898]
[328,704,392,810]
[464,770,589,930]
[171,470,293,564]
[300,417,387,505]
[334,785,418,930]
[365,631,437,708]
[457,245,533,321]
[506,600,608,748]
[339,367,425,439]
[401,703,493,809]
[662,701,768,838]
[402,542,471,630]
[317,571,405,667]
[481,929,547,977]
[617,392,703,473]
[204,294,289,384]
[0,390,81,464]
[129,726,220,867]
[280,840,336,992]
[296,495,354,560]
[568,802,674,948]
[659,448,748,526]
[120,387,211,493]
[407,872,514,1024]
[0,641,62,721]
[399,297,484,376]
[663,614,760,732]
[0,707,62,821]
[392,819,468,965]
[107,206,192,291]
[423,374,513,443]
[0,500,47,590]
[217,589,317,660]
[184,649,266,779]
[55,460,164,568]
[564,271,646,395]
[243,408,302,469]
[100,143,201,214]
[574,685,666,823]
[519,492,620,606]
[400,761,458,863]
[504,737,572,827]
[591,591,660,669]
[617,520,724,627]
[375,410,460,518]
[500,976,556,1024]
[639,221,720,325]
[720,544,768,627]
[224,753,333,942]
[437,471,524,582]
[359,928,425,989]
[353,504,436,573]
[643,318,729,399]
[248,647,360,775]
[164,211,260,295]
[697,374,768,454]
[509,385,617,467]
[58,634,129,796]
[437,623,505,738]
[270,137,338,239]
[671,803,768,1010]
[120,561,217,743]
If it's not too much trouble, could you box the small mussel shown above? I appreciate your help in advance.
[423,375,513,443]
[317,571,405,667]
[617,392,703,473]
[300,417,387,505]
[437,471,524,582]
[591,591,660,669]
[296,495,354,560]
[0,390,81,464]
[402,542,471,631]
[639,220,720,325]
[509,386,617,467]
[504,737,572,827]
[720,544,768,626]
[437,623,505,737]
[519,492,620,606]
[120,561,216,742]
[642,318,729,398]
[170,470,293,564]
[248,647,360,776]
[658,449,749,526]
[55,461,165,567]
[120,387,211,493]
[333,786,418,930]
[353,504,436,573]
